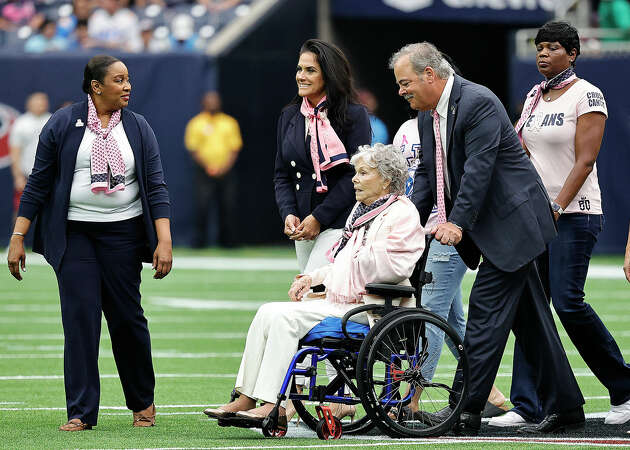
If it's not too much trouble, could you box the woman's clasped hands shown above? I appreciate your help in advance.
[284,214,320,241]
[288,275,312,302]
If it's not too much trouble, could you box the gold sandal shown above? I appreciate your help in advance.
[59,419,92,431]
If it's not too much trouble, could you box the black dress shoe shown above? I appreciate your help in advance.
[428,405,453,423]
[453,412,481,436]
[518,408,585,434]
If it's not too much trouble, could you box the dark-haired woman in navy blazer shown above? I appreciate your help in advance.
[274,39,371,275]
[7,55,171,431]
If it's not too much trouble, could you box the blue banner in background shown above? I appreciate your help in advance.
[332,0,554,24]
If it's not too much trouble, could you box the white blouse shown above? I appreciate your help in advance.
[67,122,143,222]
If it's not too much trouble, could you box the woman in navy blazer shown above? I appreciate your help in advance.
[274,39,371,275]
[7,55,172,431]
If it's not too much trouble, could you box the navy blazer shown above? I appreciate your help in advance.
[274,102,371,230]
[18,100,170,272]
[412,75,556,272]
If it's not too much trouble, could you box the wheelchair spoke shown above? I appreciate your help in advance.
[359,311,468,437]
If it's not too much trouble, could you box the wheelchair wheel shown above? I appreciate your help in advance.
[357,310,468,437]
[291,377,374,434]
[316,416,342,440]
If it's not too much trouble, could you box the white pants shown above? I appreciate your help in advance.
[294,228,342,273]
[234,299,366,404]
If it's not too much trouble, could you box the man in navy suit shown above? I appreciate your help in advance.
[390,42,585,434]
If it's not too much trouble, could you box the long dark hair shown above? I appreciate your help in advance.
[82,54,121,94]
[290,39,358,131]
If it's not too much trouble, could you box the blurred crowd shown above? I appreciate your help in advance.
[0,0,251,52]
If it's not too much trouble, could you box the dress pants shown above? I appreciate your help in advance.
[293,228,344,385]
[510,214,630,421]
[420,239,467,381]
[235,299,365,404]
[193,165,238,247]
[294,228,343,273]
[451,258,584,415]
[55,217,155,425]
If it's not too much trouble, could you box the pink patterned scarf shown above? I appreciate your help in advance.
[300,96,348,193]
[515,67,577,145]
[326,194,399,304]
[87,95,125,194]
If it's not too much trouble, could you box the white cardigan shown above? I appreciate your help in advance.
[307,196,425,307]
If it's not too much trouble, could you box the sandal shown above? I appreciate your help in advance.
[59,419,92,431]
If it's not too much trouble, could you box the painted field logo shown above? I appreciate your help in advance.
[0,102,19,169]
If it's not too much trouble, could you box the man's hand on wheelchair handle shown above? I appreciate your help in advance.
[289,275,312,302]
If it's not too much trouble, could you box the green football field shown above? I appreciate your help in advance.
[0,247,629,449]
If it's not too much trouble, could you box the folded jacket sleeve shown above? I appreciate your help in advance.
[138,114,170,220]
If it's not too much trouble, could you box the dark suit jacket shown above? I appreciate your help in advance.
[412,75,556,272]
[274,102,371,230]
[18,100,170,272]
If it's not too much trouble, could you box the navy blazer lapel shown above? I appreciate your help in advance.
[287,108,311,167]
[61,101,88,183]
[445,75,462,157]
[122,109,143,185]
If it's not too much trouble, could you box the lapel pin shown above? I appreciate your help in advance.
[75,119,84,127]
[450,105,456,115]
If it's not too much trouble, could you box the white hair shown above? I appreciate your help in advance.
[389,42,453,79]
[350,143,407,195]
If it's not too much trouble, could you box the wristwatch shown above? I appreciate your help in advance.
[551,202,564,215]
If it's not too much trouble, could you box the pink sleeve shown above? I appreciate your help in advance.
[353,201,425,285]
[308,263,332,286]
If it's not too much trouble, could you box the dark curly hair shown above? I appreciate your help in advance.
[535,21,580,66]
[289,39,358,133]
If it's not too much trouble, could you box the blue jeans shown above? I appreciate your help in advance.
[420,239,468,381]
[511,214,630,421]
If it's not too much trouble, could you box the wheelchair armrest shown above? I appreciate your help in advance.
[365,283,416,298]
[341,304,385,341]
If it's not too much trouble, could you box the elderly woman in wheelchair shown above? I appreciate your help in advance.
[204,144,467,438]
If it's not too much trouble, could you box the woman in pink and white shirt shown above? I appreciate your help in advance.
[504,21,630,428]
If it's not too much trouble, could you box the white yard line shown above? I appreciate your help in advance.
[0,332,247,341]
[18,252,626,279]
[0,351,242,359]
[20,253,299,271]
[89,435,630,450]
[0,373,236,380]
[147,297,267,311]
[0,370,604,381]
[0,404,221,411]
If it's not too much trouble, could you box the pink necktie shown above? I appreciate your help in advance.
[432,110,447,224]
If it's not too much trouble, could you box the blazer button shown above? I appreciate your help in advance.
[312,173,316,179]
[290,160,296,167]
[296,184,300,191]
[296,172,301,178]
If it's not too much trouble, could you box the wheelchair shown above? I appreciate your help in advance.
[218,237,470,439]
